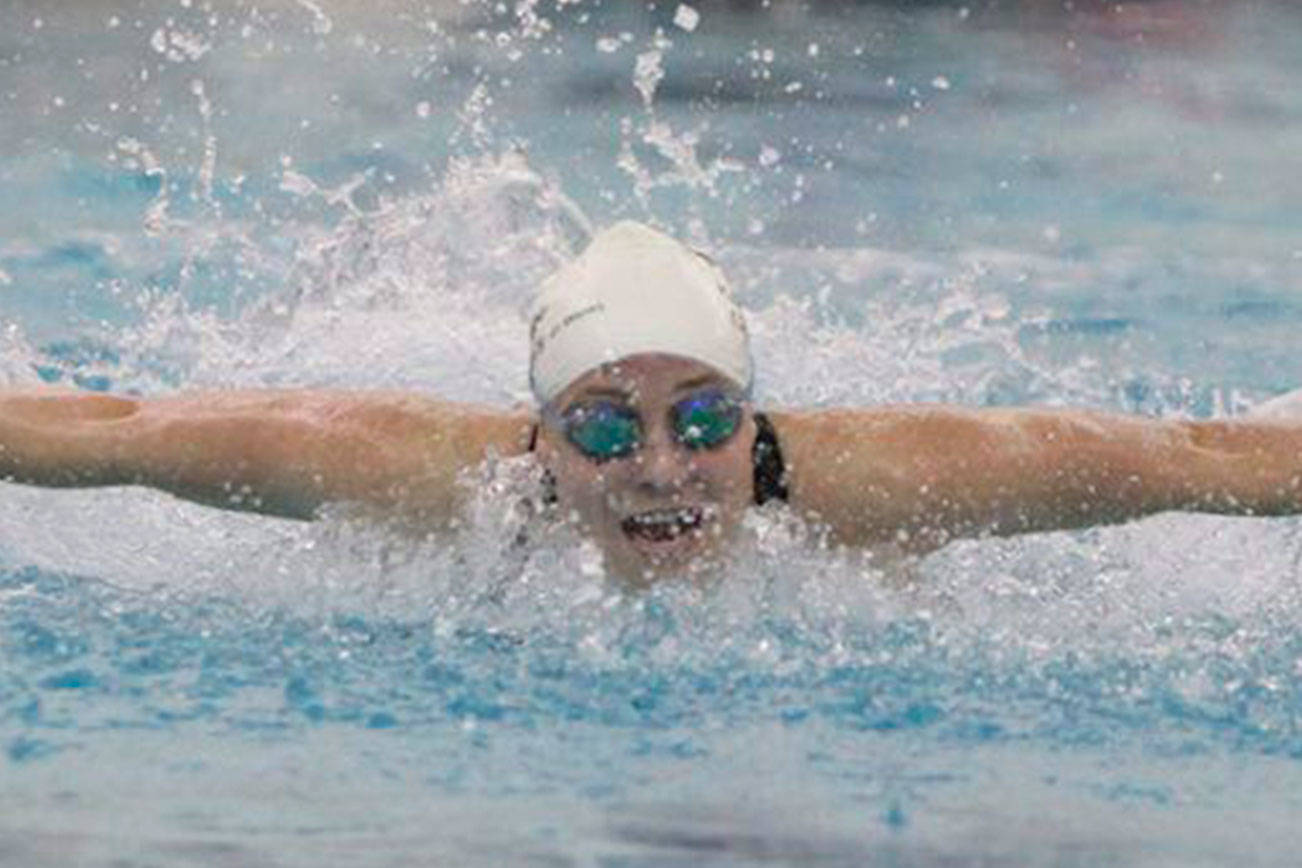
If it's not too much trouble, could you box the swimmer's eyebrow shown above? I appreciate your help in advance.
[573,385,634,402]
[672,374,727,394]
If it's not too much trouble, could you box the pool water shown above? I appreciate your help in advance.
[2,1,1302,864]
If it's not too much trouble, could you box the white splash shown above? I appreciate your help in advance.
[115,138,170,237]
[673,4,700,33]
[149,26,211,62]
[295,0,334,35]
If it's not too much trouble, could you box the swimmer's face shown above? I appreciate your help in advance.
[537,354,756,585]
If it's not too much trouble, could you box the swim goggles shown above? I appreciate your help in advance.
[558,389,744,461]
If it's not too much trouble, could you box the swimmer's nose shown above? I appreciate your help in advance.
[634,429,689,491]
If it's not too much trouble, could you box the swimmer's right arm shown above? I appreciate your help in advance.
[0,389,535,523]
[771,404,1302,554]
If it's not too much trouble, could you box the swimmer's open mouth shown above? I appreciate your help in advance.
[621,507,707,543]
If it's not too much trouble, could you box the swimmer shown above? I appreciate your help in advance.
[4,220,1302,583]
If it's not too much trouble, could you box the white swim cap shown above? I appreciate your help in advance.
[529,221,752,404]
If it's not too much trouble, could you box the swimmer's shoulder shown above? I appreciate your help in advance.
[760,405,936,459]
[757,405,903,502]
[758,405,974,550]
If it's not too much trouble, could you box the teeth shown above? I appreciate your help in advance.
[635,512,697,525]
[622,507,706,541]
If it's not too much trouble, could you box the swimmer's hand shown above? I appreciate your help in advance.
[0,389,533,523]
[770,405,1302,554]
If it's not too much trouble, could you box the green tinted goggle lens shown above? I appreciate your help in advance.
[672,390,742,449]
[562,402,641,459]
[561,390,742,461]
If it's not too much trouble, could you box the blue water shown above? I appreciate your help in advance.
[3,1,1302,864]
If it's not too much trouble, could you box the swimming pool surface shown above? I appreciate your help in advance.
[2,1,1302,864]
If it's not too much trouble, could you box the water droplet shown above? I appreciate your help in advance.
[672,4,699,33]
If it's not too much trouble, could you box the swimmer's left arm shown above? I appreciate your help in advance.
[769,406,1302,553]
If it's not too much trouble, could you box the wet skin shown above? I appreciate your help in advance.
[11,356,1302,585]
[534,354,757,585]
